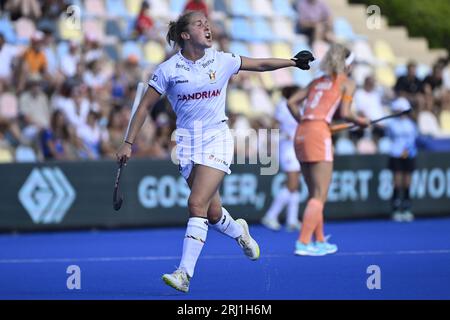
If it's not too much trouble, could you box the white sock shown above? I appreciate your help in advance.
[286,191,301,226]
[265,187,290,220]
[179,217,208,278]
[209,207,243,239]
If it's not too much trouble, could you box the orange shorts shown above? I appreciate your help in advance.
[294,120,333,163]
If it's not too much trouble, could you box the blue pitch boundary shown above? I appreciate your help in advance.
[0,218,449,300]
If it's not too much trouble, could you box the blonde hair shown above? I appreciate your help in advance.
[320,43,351,76]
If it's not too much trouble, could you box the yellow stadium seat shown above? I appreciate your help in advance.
[259,72,275,90]
[143,41,166,65]
[272,42,292,59]
[58,17,82,41]
[375,65,396,87]
[125,0,141,16]
[440,111,450,134]
[227,89,253,116]
[374,40,396,65]
[0,149,13,163]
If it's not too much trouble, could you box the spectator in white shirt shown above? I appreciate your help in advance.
[60,40,80,78]
[0,33,19,85]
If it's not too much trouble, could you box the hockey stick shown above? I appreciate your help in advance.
[330,108,412,134]
[112,82,146,211]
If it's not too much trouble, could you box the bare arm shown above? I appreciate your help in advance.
[287,87,310,123]
[116,86,162,162]
[240,56,296,72]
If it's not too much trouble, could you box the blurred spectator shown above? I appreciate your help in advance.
[76,110,106,159]
[184,0,209,17]
[417,93,450,138]
[440,90,450,134]
[40,110,77,160]
[0,33,20,86]
[134,0,163,44]
[110,63,128,104]
[40,0,68,20]
[83,35,104,64]
[5,0,42,21]
[354,75,386,140]
[102,107,126,158]
[295,0,333,46]
[354,76,386,121]
[18,75,50,141]
[17,31,50,92]
[52,82,88,130]
[0,119,14,163]
[421,63,444,95]
[385,98,418,222]
[60,40,80,79]
[41,28,58,78]
[394,61,421,103]
[82,60,108,92]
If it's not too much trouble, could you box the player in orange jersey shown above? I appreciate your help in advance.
[286,43,369,256]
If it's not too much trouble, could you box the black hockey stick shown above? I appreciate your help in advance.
[113,157,125,211]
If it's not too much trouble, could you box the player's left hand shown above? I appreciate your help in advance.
[292,51,315,70]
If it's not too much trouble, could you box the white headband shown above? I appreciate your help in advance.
[345,52,355,67]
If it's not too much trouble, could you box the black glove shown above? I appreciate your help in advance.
[291,50,315,70]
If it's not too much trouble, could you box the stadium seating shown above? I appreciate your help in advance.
[143,41,166,65]
[272,0,297,18]
[105,0,129,18]
[15,18,36,44]
[227,89,252,116]
[0,93,19,120]
[250,0,273,17]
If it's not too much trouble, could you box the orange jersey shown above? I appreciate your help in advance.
[301,74,347,123]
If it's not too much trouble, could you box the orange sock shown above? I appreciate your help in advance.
[314,212,325,242]
[298,198,324,244]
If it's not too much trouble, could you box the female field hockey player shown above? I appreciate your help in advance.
[261,85,303,232]
[115,11,314,292]
[286,43,369,256]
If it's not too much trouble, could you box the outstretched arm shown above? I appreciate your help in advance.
[240,51,315,72]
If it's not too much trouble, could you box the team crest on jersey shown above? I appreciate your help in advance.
[207,70,217,84]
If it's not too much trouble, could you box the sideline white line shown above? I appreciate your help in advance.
[0,249,449,264]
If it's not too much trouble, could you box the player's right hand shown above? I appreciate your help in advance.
[291,50,315,70]
[355,117,370,128]
[116,142,132,165]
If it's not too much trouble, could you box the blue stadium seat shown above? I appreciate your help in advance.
[229,41,250,57]
[0,18,17,43]
[57,41,70,58]
[293,69,314,87]
[214,0,227,13]
[106,0,129,18]
[229,0,253,17]
[273,0,297,18]
[105,44,119,61]
[292,41,312,56]
[334,17,356,41]
[229,18,254,42]
[253,17,275,42]
[170,0,186,16]
[121,41,143,60]
[106,19,123,38]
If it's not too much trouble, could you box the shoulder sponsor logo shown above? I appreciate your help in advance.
[177,89,221,101]
[18,167,76,224]
[176,63,190,71]
[201,59,214,69]
[175,79,189,84]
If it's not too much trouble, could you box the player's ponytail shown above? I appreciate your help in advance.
[166,11,199,48]
[320,43,351,77]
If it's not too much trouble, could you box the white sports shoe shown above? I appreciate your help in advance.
[162,269,190,293]
[236,219,260,260]
[286,221,302,232]
[261,216,281,231]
